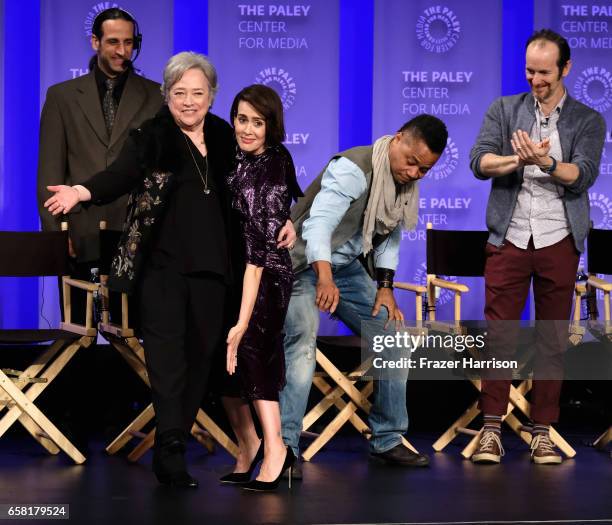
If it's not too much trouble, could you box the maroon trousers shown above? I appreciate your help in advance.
[479,235,579,424]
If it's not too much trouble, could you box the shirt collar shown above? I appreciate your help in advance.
[534,88,567,117]
[94,64,129,93]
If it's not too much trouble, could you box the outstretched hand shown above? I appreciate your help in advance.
[44,185,80,216]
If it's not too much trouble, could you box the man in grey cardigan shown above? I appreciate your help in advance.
[470,29,605,465]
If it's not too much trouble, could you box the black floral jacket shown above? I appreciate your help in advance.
[109,169,172,291]
[82,106,238,294]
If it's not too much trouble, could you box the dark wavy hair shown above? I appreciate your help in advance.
[230,84,286,146]
[92,8,136,40]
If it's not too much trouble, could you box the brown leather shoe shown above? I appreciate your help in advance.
[530,433,562,465]
[472,430,504,464]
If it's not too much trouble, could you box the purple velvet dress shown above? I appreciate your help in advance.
[227,145,294,401]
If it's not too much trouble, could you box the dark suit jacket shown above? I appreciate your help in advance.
[37,69,163,262]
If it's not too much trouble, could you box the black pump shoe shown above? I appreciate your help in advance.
[219,440,264,485]
[153,429,199,488]
[242,446,296,492]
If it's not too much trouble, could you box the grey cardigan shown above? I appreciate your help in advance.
[470,92,606,253]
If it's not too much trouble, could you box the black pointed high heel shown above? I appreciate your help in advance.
[242,446,296,492]
[219,440,264,485]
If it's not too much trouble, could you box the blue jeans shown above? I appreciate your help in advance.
[280,259,409,455]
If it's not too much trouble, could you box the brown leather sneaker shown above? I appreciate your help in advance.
[530,433,562,465]
[472,430,504,464]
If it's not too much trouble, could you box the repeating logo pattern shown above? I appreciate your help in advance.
[413,261,458,307]
[255,67,297,110]
[427,136,459,180]
[588,192,612,229]
[84,2,121,37]
[574,66,612,114]
[415,5,461,54]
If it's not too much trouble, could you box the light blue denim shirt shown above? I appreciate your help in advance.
[302,156,401,270]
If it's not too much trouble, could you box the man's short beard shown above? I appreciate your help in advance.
[98,55,128,76]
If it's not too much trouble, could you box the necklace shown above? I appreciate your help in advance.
[182,133,210,195]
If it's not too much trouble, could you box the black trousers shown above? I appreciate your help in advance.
[139,265,226,435]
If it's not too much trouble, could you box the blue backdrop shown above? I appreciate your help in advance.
[1,0,609,332]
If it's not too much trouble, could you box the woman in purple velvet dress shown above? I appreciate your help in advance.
[220,85,302,491]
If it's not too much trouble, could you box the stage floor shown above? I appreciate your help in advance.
[0,433,610,525]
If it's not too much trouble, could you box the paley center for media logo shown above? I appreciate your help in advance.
[416,5,461,54]
[84,2,121,37]
[255,67,297,110]
[589,191,612,229]
[574,66,612,114]
[427,136,459,180]
[413,261,458,307]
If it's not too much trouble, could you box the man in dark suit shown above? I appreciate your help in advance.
[36,8,162,449]
[37,7,162,273]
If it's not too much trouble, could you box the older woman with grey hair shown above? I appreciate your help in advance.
[44,51,295,488]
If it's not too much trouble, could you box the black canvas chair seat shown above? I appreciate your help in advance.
[0,329,80,345]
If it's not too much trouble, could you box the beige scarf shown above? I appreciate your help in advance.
[362,135,419,255]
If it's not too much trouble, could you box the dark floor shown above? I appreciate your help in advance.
[1,432,610,525]
[1,344,610,524]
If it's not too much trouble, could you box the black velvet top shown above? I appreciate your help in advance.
[149,132,228,277]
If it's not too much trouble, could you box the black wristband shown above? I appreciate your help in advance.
[376,268,395,289]
[541,156,557,174]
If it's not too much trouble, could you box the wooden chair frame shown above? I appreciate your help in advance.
[300,283,426,461]
[0,226,97,464]
[424,223,576,459]
[96,223,238,461]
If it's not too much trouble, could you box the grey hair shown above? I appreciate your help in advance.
[161,51,218,103]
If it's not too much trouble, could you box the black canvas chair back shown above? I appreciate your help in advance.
[587,228,612,275]
[426,228,489,277]
[0,231,69,277]
[98,229,122,277]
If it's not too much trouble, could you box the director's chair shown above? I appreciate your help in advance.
[301,281,427,461]
[96,223,238,461]
[573,228,612,451]
[0,227,97,464]
[423,223,576,459]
